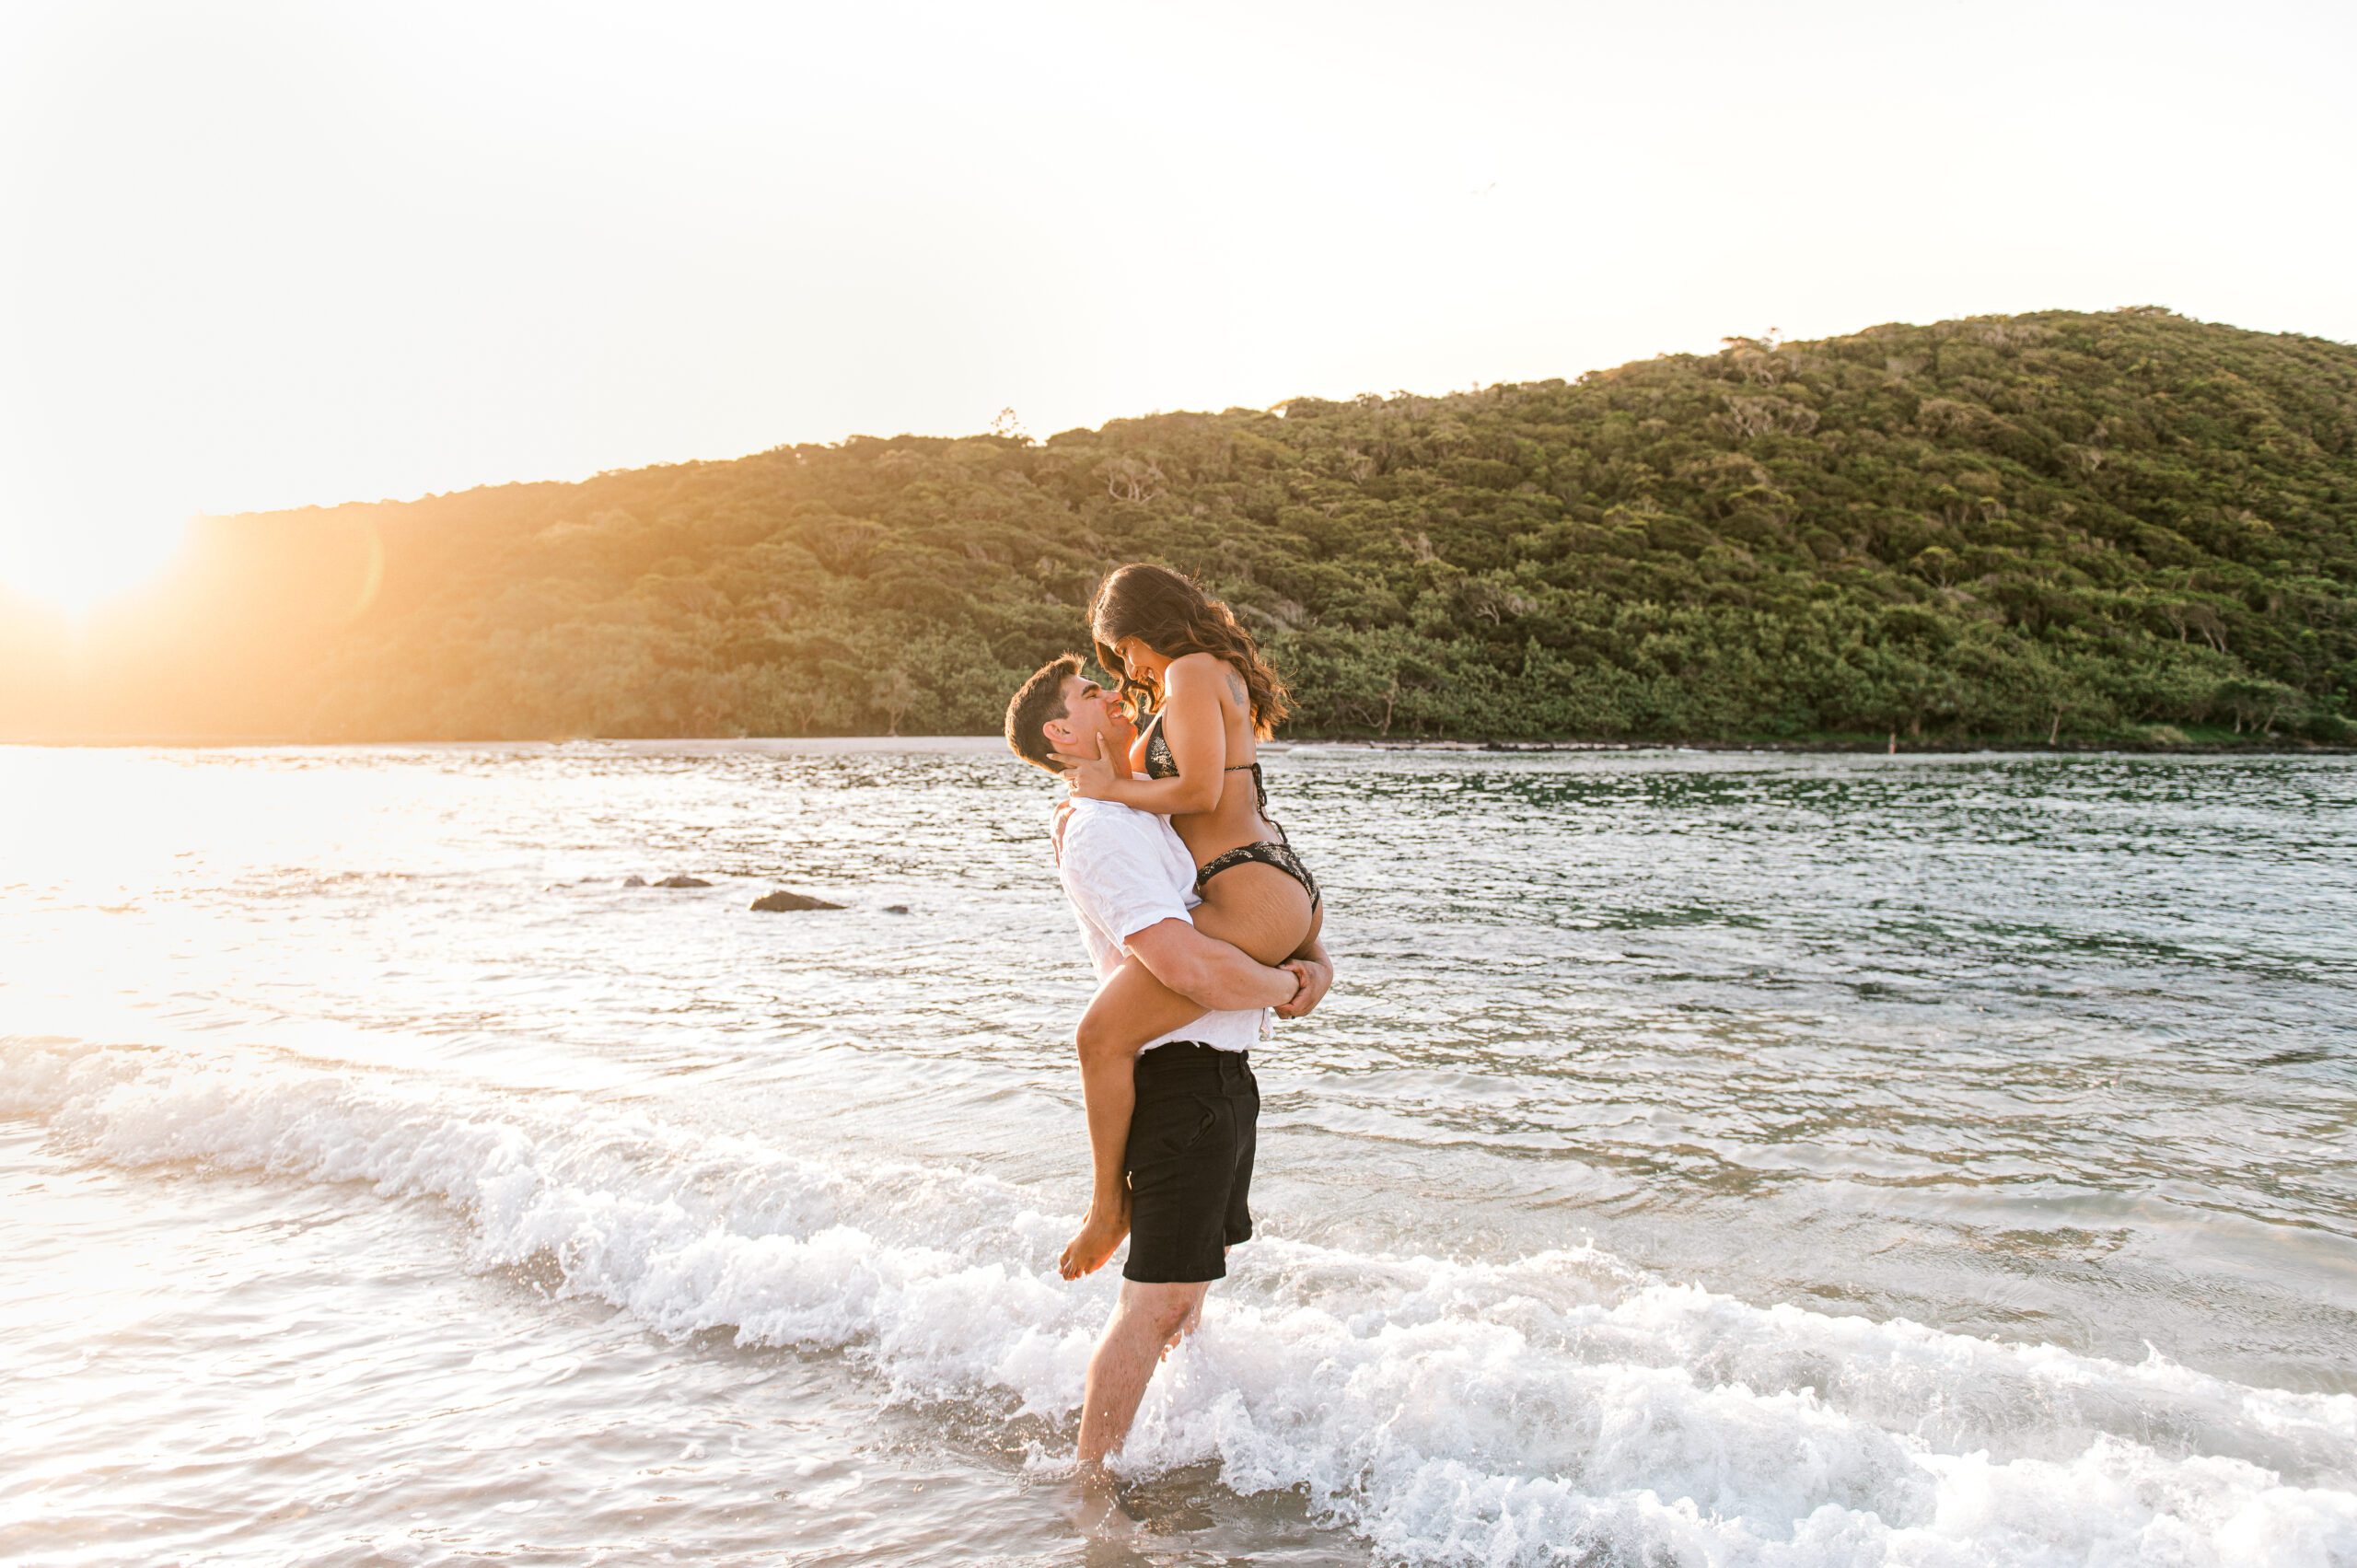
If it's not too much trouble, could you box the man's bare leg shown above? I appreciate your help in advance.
[1160,1291,1205,1361]
[1077,1278,1211,1479]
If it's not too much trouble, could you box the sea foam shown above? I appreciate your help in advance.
[5,1034,2352,1567]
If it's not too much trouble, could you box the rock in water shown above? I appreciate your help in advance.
[884,904,911,914]
[621,875,647,888]
[654,875,712,889]
[750,889,844,912]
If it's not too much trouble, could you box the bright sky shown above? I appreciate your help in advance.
[3,0,2351,610]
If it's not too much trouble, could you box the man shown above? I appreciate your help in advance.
[1003,654,1335,1482]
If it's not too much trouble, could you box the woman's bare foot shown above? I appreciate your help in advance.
[1059,1202,1130,1280]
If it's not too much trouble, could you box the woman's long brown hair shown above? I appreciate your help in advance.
[1088,563,1292,738]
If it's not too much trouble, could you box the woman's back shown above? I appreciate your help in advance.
[1127,653,1272,861]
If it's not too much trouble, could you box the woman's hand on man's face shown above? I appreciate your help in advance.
[1062,732,1119,799]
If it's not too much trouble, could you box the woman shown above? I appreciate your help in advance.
[1056,563,1323,1279]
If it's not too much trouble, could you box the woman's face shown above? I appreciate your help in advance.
[1101,634,1157,680]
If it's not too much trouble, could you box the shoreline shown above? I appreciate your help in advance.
[4,731,2351,757]
[1324,737,2357,756]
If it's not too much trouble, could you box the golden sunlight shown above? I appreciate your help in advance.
[0,510,191,617]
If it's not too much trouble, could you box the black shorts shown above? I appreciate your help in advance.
[1122,1042,1259,1283]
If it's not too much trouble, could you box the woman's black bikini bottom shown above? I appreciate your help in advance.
[1195,835,1320,910]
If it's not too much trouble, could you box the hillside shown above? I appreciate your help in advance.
[10,307,2355,745]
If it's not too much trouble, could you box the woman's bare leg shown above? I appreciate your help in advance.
[1062,959,1213,1279]
[1059,865,1318,1281]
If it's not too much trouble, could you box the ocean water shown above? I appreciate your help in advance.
[2,739,2353,1567]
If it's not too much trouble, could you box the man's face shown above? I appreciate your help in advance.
[1044,674,1135,764]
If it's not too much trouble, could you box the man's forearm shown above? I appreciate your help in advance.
[1125,923,1295,1011]
[1184,941,1296,1010]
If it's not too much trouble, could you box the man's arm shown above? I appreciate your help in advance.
[1123,919,1299,1012]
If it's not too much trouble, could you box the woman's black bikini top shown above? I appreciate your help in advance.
[1141,712,1268,815]
[1140,710,1317,908]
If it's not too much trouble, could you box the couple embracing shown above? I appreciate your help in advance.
[1003,563,1336,1487]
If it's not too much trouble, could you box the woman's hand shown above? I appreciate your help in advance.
[1062,733,1119,800]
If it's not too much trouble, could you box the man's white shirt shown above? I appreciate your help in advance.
[1055,797,1269,1053]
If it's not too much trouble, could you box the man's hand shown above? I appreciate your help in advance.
[1060,733,1119,800]
[1275,957,1332,1019]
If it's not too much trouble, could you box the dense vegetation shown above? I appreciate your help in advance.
[11,308,2355,745]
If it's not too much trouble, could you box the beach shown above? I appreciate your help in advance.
[4,739,2353,1564]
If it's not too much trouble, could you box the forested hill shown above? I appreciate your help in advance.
[11,307,2355,745]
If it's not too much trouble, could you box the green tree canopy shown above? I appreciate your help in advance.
[10,308,2353,746]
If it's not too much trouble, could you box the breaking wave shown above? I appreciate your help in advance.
[6,1033,2352,1567]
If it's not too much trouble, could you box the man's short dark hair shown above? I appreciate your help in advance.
[1005,653,1084,772]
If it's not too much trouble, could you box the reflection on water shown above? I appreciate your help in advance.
[2,741,2353,1564]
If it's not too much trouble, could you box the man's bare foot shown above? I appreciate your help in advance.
[1058,1202,1129,1280]
[1064,1466,1143,1538]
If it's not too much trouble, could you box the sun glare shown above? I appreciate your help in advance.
[0,513,191,618]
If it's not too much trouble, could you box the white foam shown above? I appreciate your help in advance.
[6,1034,2353,1567]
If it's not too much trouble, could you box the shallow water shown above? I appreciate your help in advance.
[3,740,2353,1565]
